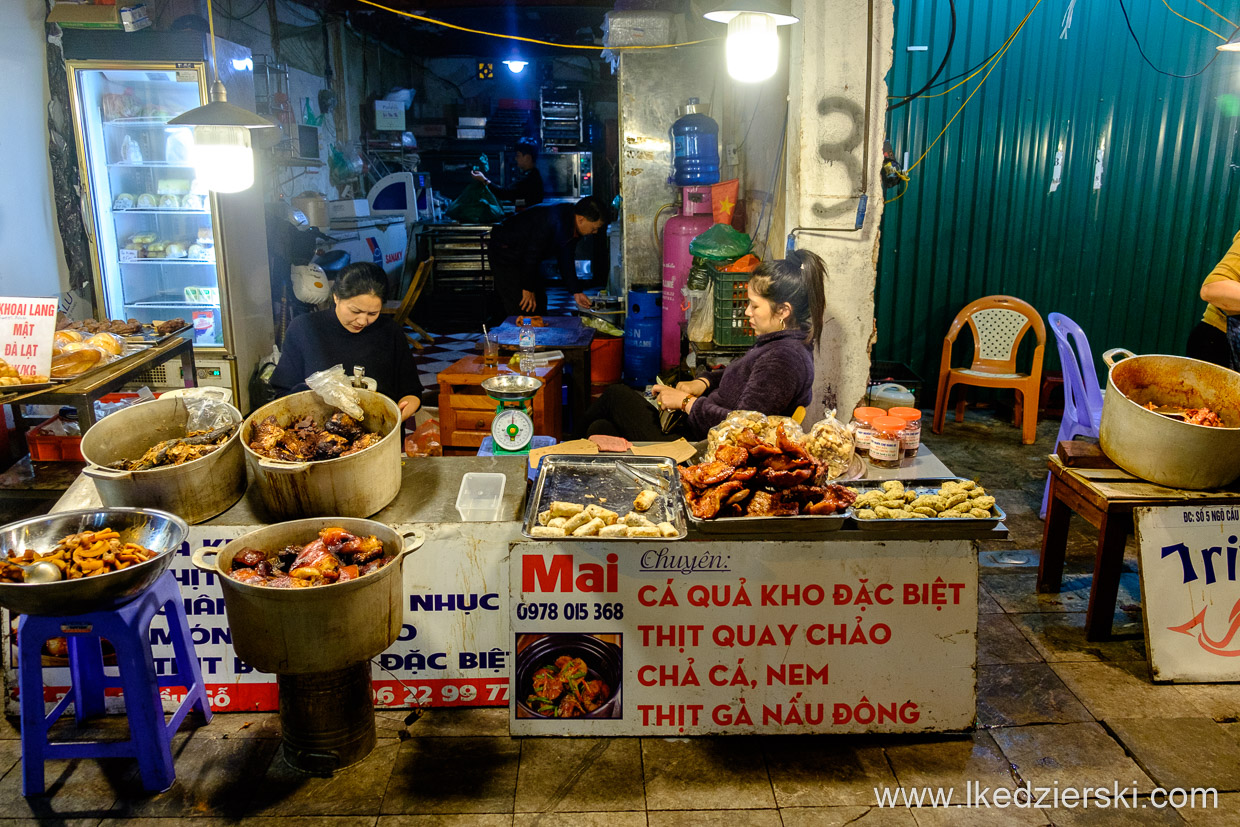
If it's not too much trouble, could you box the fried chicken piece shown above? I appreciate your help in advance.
[325,412,365,441]
[759,467,815,489]
[689,480,745,519]
[715,444,749,468]
[776,424,812,461]
[680,461,740,489]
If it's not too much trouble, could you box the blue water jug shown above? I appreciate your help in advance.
[670,98,720,186]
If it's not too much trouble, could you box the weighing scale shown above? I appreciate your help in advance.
[480,373,544,455]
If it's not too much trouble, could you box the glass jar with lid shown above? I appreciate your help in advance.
[850,406,885,457]
[887,406,922,458]
[868,415,907,469]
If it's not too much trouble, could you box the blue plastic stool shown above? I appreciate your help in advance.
[17,569,212,796]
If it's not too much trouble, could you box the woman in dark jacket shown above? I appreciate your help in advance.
[271,263,423,421]
[581,249,827,441]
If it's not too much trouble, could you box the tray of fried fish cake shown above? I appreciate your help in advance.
[847,478,1004,531]
[523,454,687,540]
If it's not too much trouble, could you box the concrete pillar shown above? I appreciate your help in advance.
[786,0,894,420]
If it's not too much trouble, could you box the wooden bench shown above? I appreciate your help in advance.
[1039,446,1240,640]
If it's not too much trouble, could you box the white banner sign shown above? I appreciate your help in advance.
[0,296,57,379]
[509,539,977,735]
[1137,504,1240,682]
[5,522,518,715]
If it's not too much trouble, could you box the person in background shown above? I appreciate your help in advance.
[1188,228,1240,369]
[472,137,544,209]
[580,249,829,441]
[488,195,609,316]
[271,263,423,421]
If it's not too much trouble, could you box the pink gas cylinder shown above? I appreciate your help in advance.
[661,186,714,371]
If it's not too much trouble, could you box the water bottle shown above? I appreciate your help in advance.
[519,318,536,374]
[670,98,720,186]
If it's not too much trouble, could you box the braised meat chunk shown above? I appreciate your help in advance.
[227,526,389,588]
[248,413,382,461]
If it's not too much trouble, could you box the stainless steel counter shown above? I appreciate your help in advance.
[51,455,530,525]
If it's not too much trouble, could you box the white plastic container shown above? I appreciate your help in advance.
[868,382,915,411]
[456,472,507,522]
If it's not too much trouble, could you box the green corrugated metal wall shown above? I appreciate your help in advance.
[880,0,1240,393]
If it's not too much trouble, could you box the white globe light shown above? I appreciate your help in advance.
[725,12,780,83]
[190,124,254,193]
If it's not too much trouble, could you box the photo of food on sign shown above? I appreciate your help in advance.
[515,633,622,720]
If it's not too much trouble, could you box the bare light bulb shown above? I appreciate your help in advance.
[190,124,253,193]
[726,12,780,83]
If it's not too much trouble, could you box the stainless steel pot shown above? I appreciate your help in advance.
[191,517,424,674]
[0,508,187,616]
[1098,349,1240,490]
[80,397,245,525]
[241,389,401,519]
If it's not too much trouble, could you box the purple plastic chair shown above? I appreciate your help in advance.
[1040,312,1105,518]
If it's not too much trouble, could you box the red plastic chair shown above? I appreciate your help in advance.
[931,295,1046,445]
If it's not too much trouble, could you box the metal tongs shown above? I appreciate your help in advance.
[614,459,670,492]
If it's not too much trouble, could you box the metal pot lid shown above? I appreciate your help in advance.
[481,373,543,401]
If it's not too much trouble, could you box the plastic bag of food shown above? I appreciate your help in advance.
[305,364,365,419]
[704,410,767,460]
[686,286,714,344]
[185,397,241,433]
[403,418,442,457]
[805,410,856,480]
[688,223,752,261]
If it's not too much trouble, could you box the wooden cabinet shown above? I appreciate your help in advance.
[437,355,562,452]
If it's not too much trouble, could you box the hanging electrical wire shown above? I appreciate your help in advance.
[889,37,1004,99]
[1117,0,1224,78]
[888,0,956,111]
[1160,0,1225,39]
[1194,0,1237,29]
[884,180,909,205]
[353,0,718,51]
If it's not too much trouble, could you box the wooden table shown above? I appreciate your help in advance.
[1039,453,1240,640]
[491,316,592,431]
[437,354,562,452]
[2,336,197,431]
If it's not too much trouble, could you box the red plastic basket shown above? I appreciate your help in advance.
[27,417,84,462]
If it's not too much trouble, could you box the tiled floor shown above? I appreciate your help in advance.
[4,408,1240,825]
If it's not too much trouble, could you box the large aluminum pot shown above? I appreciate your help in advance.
[0,508,187,616]
[1099,349,1240,490]
[191,517,424,674]
[241,389,401,519]
[80,397,245,525]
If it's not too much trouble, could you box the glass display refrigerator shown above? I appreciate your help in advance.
[63,31,274,413]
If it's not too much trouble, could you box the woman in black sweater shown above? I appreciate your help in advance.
[581,249,828,441]
[271,263,423,421]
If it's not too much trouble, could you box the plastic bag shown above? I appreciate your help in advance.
[689,224,752,261]
[581,315,624,337]
[446,180,505,224]
[185,397,241,433]
[719,253,761,273]
[686,286,714,344]
[248,347,280,414]
[704,410,809,461]
[403,418,442,457]
[305,364,364,420]
[805,411,856,480]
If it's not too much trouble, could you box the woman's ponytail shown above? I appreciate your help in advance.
[750,249,828,346]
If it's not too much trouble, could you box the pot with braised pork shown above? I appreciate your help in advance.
[1098,349,1240,490]
[80,397,245,524]
[241,389,401,520]
[192,518,423,674]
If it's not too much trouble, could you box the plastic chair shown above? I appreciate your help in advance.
[1039,312,1105,518]
[382,257,434,350]
[17,570,212,796]
[931,295,1046,445]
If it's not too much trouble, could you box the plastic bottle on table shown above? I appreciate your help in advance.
[519,317,536,374]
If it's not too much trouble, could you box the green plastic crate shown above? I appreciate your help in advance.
[712,266,756,347]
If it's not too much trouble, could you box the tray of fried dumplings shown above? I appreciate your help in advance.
[523,455,687,540]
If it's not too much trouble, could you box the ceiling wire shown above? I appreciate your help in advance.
[353,0,719,50]
[1194,0,1237,28]
[1117,0,1225,78]
[888,0,956,111]
[1160,0,1225,39]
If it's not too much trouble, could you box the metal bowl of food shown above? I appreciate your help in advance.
[0,508,188,617]
[481,373,543,402]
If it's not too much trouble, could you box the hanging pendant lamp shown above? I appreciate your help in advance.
[703,0,799,83]
[167,2,275,192]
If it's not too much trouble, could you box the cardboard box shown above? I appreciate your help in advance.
[328,199,370,219]
[48,3,148,30]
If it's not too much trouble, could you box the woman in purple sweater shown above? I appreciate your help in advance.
[581,249,827,441]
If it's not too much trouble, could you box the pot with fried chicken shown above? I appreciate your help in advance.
[241,389,401,519]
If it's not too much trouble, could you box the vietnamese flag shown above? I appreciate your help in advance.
[711,178,740,225]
